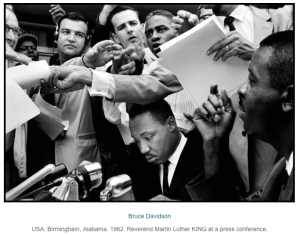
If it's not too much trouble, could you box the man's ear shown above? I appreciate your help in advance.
[166,116,176,132]
[111,32,120,44]
[281,85,294,113]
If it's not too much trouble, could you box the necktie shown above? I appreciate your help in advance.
[224,16,236,31]
[282,169,289,186]
[163,161,170,196]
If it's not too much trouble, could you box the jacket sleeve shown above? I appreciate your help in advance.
[91,14,111,46]
[113,59,183,105]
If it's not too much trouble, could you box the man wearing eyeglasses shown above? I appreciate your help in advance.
[5,24,22,49]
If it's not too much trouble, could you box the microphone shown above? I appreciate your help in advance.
[100,174,135,201]
[6,164,55,201]
[52,161,102,201]
[42,163,68,184]
[13,164,68,201]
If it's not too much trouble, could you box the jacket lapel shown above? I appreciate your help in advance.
[250,6,273,44]
[168,139,196,197]
[279,168,294,201]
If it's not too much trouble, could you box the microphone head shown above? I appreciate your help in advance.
[104,174,132,197]
[71,162,102,198]
[43,163,68,183]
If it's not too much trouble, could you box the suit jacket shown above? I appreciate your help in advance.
[130,137,204,201]
[228,5,293,193]
[186,157,294,202]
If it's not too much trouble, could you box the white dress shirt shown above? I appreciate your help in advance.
[216,5,255,43]
[159,133,187,193]
[286,152,293,176]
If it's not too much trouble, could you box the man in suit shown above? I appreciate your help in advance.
[172,4,293,194]
[48,6,182,105]
[187,30,294,201]
[128,100,204,201]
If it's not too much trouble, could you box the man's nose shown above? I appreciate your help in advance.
[140,142,150,155]
[67,32,76,41]
[238,82,247,98]
[151,31,159,41]
[126,25,133,34]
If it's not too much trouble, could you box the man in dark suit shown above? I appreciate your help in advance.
[187,30,294,201]
[172,4,293,195]
[128,100,204,201]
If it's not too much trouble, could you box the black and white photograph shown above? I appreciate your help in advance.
[3,2,296,234]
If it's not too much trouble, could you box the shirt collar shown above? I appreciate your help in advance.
[230,5,246,22]
[286,152,293,176]
[168,133,187,167]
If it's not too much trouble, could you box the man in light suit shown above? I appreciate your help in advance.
[187,30,294,201]
[128,100,204,201]
[172,4,293,194]
[49,5,182,105]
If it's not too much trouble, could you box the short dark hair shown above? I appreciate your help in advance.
[129,100,175,126]
[260,30,294,91]
[57,12,91,37]
[107,6,141,34]
[145,9,174,23]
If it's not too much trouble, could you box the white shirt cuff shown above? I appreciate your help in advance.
[90,69,115,99]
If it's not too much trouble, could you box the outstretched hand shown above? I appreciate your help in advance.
[112,43,145,75]
[171,10,199,35]
[49,5,65,25]
[47,65,91,92]
[83,40,122,68]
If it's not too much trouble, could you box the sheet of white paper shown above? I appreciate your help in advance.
[165,90,195,132]
[6,60,51,90]
[33,90,66,140]
[173,112,194,133]
[158,15,248,107]
[6,77,40,134]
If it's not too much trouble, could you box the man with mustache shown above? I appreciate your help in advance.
[186,31,294,201]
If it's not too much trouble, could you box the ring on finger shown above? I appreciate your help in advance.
[226,46,229,52]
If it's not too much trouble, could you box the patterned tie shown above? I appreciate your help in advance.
[163,161,170,196]
[224,16,236,31]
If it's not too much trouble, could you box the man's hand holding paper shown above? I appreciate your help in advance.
[207,31,258,61]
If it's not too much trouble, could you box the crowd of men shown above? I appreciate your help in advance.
[5,4,294,201]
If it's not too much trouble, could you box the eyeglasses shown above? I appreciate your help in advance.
[6,24,23,36]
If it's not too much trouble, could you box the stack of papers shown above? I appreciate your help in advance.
[158,15,249,108]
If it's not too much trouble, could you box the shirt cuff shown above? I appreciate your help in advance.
[90,69,115,99]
